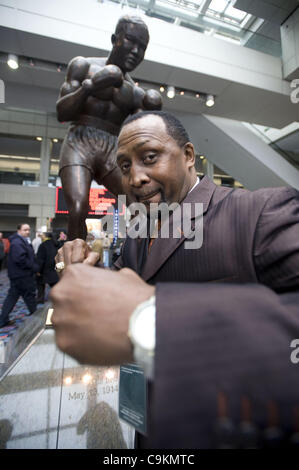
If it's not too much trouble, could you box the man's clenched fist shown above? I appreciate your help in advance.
[50,264,155,366]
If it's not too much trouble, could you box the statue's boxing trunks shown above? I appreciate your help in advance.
[59,117,119,182]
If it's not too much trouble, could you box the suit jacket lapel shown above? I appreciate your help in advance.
[141,176,217,281]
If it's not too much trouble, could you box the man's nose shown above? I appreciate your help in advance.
[131,44,139,55]
[129,165,150,187]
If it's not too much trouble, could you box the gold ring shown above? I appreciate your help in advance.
[55,261,65,273]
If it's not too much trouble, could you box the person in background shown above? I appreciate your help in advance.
[0,232,4,286]
[32,231,42,255]
[0,224,37,328]
[36,232,59,304]
[56,230,68,249]
[0,232,4,272]
[1,235,10,269]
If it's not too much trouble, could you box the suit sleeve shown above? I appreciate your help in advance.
[150,282,299,449]
[253,187,299,293]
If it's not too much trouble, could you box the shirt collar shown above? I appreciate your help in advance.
[188,176,200,195]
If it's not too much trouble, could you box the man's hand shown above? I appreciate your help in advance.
[50,264,155,366]
[55,239,99,275]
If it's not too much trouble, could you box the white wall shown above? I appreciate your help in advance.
[177,112,299,190]
[281,7,299,80]
[0,184,56,229]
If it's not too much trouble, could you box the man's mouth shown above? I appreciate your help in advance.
[136,190,160,202]
[126,56,137,65]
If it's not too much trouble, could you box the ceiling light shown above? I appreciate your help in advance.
[7,53,19,70]
[167,86,175,99]
[105,369,115,380]
[180,91,185,96]
[82,373,92,384]
[200,155,205,160]
[160,86,165,93]
[36,137,43,141]
[52,138,59,143]
[206,94,215,107]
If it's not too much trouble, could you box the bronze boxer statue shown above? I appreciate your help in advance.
[56,15,162,240]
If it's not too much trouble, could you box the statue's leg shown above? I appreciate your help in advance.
[60,165,92,241]
[101,166,124,197]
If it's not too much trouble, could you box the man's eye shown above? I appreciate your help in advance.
[124,36,134,45]
[144,154,157,164]
[120,162,130,173]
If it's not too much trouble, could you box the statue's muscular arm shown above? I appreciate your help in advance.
[56,56,124,122]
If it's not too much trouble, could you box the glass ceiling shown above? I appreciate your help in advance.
[106,0,281,56]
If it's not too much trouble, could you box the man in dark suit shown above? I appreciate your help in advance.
[51,111,299,448]
[0,223,38,328]
[36,232,59,304]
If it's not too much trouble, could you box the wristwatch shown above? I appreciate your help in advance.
[128,295,156,379]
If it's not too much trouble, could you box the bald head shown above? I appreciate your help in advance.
[109,15,149,73]
[114,15,149,42]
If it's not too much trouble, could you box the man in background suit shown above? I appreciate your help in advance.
[36,232,59,304]
[0,223,37,328]
[51,111,299,448]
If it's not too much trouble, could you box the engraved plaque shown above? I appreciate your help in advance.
[0,329,134,449]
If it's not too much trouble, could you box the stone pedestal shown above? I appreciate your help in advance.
[0,329,134,449]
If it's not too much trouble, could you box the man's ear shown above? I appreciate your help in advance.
[184,142,196,168]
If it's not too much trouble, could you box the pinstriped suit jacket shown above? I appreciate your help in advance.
[115,176,299,448]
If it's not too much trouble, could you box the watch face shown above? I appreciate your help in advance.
[132,305,155,351]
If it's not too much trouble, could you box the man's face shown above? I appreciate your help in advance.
[112,22,149,72]
[18,224,30,238]
[117,115,195,212]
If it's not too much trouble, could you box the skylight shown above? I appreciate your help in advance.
[207,0,250,26]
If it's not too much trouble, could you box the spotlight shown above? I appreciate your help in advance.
[167,86,175,99]
[196,93,200,98]
[160,86,165,93]
[36,137,43,142]
[199,155,205,160]
[105,369,115,380]
[206,94,215,107]
[180,91,185,96]
[82,373,92,384]
[52,138,59,143]
[7,53,19,70]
